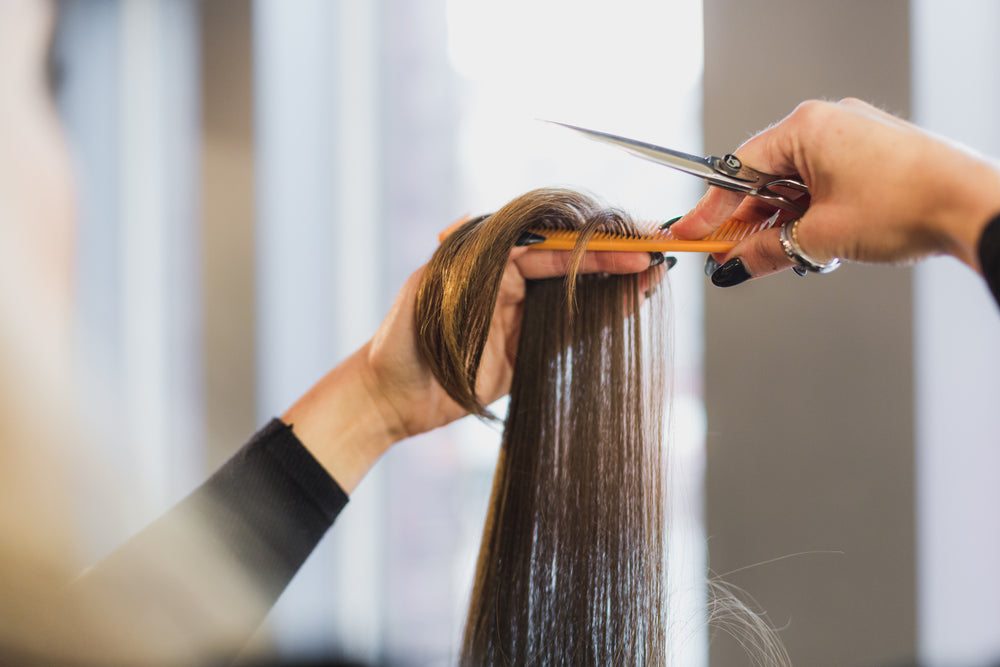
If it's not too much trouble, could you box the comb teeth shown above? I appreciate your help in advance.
[525,213,780,253]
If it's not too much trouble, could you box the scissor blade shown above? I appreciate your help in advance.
[546,120,720,181]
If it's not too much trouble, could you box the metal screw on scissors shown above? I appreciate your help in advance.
[722,154,742,175]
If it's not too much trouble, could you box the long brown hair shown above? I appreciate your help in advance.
[416,187,791,666]
[416,188,669,663]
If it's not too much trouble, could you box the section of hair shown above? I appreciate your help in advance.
[708,579,792,667]
[416,189,622,419]
[416,188,669,663]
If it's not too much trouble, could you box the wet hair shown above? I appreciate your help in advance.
[416,187,791,665]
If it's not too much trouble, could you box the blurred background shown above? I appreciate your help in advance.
[46,0,1000,665]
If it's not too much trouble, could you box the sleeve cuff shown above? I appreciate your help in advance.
[977,212,1000,309]
[250,418,349,522]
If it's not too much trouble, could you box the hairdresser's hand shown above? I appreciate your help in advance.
[669,98,1000,286]
[282,248,661,492]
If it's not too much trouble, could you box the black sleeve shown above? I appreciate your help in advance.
[187,418,348,600]
[978,212,1000,308]
[73,419,348,662]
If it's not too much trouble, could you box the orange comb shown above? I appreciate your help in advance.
[439,213,779,253]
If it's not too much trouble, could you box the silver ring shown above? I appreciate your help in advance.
[778,219,840,274]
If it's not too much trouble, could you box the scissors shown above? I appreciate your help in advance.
[547,121,809,217]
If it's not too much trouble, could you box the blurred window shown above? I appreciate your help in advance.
[57,0,707,662]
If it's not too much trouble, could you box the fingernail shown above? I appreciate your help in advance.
[650,253,677,270]
[660,215,683,230]
[711,257,752,287]
[704,255,721,277]
[515,231,547,246]
[791,265,808,277]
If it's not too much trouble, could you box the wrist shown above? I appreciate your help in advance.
[281,344,401,494]
[929,152,1000,272]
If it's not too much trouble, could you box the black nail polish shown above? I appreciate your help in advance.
[704,255,721,277]
[711,257,752,287]
[515,231,547,246]
[650,253,678,270]
[659,215,683,230]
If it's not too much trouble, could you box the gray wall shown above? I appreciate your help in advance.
[702,2,916,665]
[200,0,257,469]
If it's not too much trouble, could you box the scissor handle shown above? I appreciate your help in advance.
[753,178,809,216]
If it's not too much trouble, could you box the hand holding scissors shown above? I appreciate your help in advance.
[548,118,833,281]
[552,98,1000,286]
[669,99,1000,285]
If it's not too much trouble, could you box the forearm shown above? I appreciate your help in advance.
[73,421,348,664]
[282,342,401,494]
[927,150,1000,272]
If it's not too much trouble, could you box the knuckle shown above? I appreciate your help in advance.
[791,99,831,126]
[837,96,867,108]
